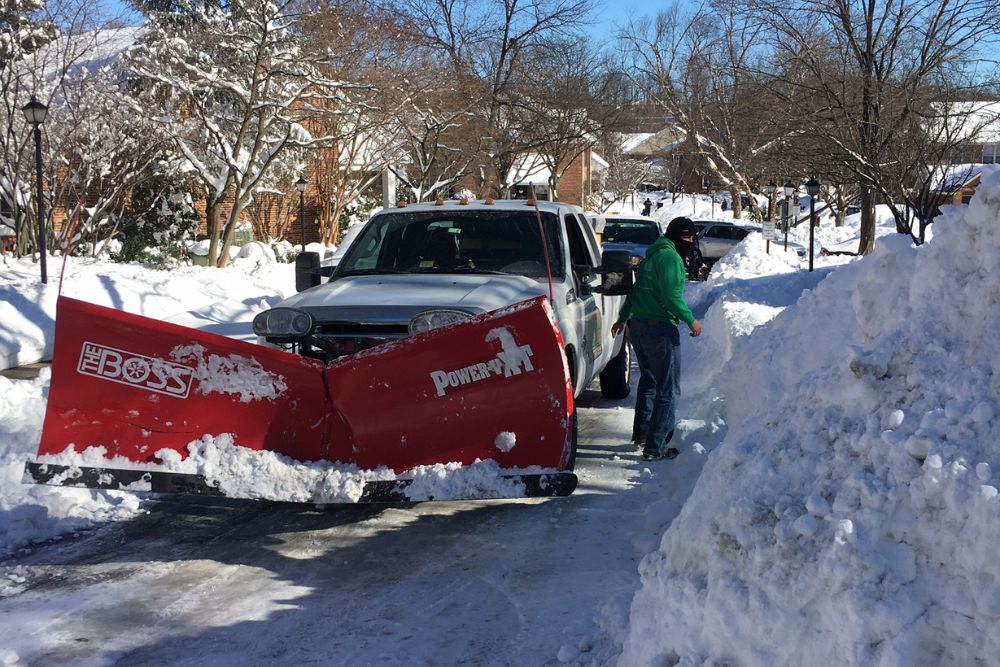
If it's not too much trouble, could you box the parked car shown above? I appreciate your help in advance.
[695,221,753,262]
[600,216,663,267]
[695,220,808,263]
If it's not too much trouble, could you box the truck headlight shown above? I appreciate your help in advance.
[252,308,315,339]
[409,309,473,335]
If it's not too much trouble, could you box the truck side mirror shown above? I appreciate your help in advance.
[295,251,323,292]
[597,250,633,296]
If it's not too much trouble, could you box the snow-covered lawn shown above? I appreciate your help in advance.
[1,174,998,665]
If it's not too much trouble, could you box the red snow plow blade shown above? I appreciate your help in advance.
[24,296,576,502]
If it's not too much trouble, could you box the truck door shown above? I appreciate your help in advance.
[577,212,618,366]
[564,212,601,384]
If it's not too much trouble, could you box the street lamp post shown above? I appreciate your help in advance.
[21,96,48,284]
[806,176,820,272]
[783,180,795,253]
[295,176,307,252]
[764,179,776,254]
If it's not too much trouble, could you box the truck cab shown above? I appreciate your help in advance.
[258,199,633,400]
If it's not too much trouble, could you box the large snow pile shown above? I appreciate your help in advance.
[0,370,144,554]
[619,172,1000,665]
[0,255,296,370]
[0,256,297,556]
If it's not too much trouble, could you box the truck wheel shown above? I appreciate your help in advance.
[565,408,578,470]
[599,333,632,399]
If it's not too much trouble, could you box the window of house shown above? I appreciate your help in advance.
[983,144,1000,164]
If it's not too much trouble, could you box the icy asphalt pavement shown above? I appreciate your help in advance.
[0,376,714,667]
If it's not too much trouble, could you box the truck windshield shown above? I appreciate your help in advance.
[337,209,565,278]
[603,220,660,245]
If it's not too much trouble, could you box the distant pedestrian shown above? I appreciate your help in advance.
[642,198,652,216]
[721,198,728,212]
[612,216,702,461]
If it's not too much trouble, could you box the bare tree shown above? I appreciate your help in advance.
[513,37,621,201]
[388,74,481,202]
[620,1,787,220]
[1,0,148,261]
[293,0,411,244]
[881,97,1000,243]
[48,28,170,256]
[128,0,349,266]
[388,0,595,195]
[594,134,653,211]
[749,0,1000,254]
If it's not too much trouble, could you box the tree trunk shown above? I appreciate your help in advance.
[206,200,221,266]
[858,187,876,256]
[217,200,249,268]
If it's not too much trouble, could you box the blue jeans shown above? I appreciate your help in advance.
[628,319,681,456]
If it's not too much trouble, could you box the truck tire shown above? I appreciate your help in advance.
[565,408,578,470]
[599,333,632,399]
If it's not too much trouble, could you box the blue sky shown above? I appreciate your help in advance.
[106,0,666,42]
[589,0,664,42]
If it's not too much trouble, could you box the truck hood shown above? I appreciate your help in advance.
[601,241,650,258]
[276,273,550,322]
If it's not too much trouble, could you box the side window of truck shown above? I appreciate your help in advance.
[564,214,597,268]
[576,213,602,261]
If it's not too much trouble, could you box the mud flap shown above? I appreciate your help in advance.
[28,296,575,502]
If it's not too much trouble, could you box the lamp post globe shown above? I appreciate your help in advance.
[21,96,49,284]
[805,176,820,272]
[295,177,307,252]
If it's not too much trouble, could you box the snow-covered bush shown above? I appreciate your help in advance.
[113,182,199,268]
[269,238,298,263]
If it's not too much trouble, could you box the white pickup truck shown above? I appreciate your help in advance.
[254,199,634,460]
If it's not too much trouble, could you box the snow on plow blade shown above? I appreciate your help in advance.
[25,296,576,502]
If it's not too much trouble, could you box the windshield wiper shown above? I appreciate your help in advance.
[337,268,410,277]
[446,267,510,275]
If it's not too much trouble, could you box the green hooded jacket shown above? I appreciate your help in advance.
[615,236,695,326]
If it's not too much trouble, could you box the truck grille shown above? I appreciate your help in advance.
[315,322,409,336]
[286,321,411,362]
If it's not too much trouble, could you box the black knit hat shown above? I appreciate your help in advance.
[665,216,698,241]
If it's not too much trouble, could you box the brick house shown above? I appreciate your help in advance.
[506,148,608,207]
[932,100,1000,205]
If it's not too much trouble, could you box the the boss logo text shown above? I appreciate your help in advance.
[77,342,194,398]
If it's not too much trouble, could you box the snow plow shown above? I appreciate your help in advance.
[23,295,577,503]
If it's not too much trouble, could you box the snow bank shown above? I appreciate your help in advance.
[0,370,143,556]
[0,255,296,370]
[619,168,1000,665]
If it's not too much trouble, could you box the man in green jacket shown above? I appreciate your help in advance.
[612,217,703,460]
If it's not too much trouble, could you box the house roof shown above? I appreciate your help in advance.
[935,163,986,192]
[929,101,1000,144]
[506,154,551,186]
[620,128,685,157]
[506,150,609,185]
